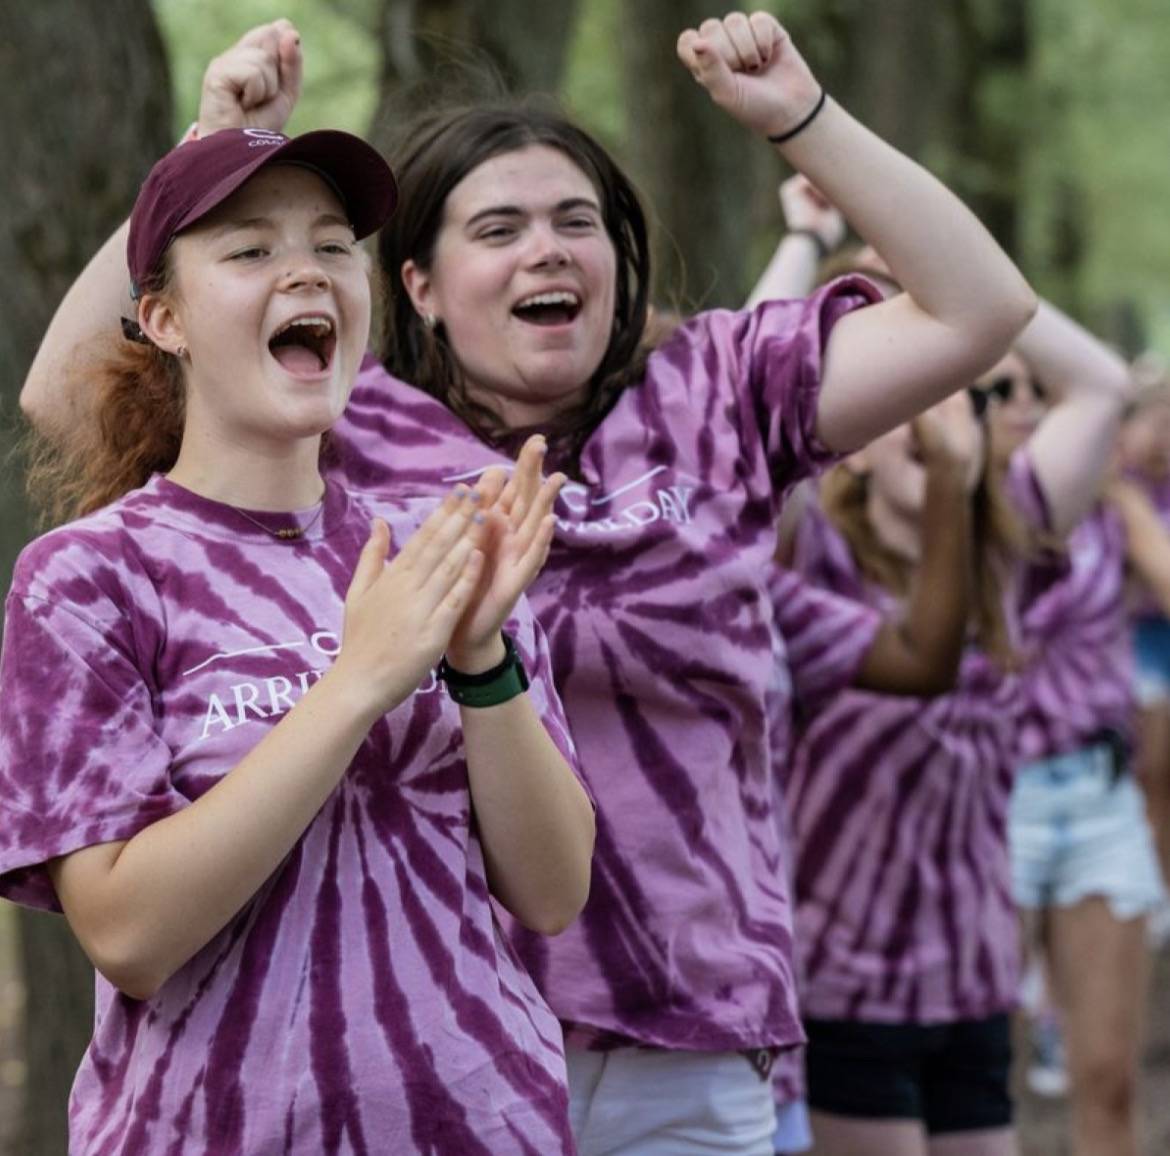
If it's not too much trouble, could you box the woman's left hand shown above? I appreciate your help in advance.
[676,12,822,141]
[446,436,565,671]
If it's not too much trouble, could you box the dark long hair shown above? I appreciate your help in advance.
[377,101,651,471]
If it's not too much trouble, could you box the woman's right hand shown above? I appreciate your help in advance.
[332,488,486,722]
[446,437,565,672]
[912,392,985,494]
[676,12,822,141]
[197,20,302,137]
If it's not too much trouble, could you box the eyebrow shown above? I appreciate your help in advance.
[206,212,353,238]
[464,197,602,228]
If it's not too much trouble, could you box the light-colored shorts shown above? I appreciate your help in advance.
[1133,617,1170,705]
[772,1099,812,1153]
[567,1046,777,1156]
[1010,743,1165,919]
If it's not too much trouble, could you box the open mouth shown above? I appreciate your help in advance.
[511,290,582,327]
[268,315,336,375]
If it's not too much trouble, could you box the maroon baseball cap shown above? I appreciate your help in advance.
[127,127,397,295]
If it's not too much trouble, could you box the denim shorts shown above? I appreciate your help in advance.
[1010,744,1165,918]
[772,1099,811,1153]
[1133,616,1170,705]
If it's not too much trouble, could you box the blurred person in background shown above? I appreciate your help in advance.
[759,184,1136,1154]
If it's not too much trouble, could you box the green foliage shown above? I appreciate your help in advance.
[562,0,625,151]
[153,0,1170,353]
[1027,0,1170,351]
[153,0,379,136]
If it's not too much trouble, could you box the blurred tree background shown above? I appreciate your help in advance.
[2,0,1170,1150]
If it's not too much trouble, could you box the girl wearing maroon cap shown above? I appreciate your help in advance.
[3,124,595,1154]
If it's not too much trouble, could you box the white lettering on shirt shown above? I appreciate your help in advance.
[232,681,270,725]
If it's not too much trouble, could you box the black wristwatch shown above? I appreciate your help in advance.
[437,632,530,708]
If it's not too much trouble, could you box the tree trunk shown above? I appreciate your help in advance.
[619,0,758,309]
[369,0,580,156]
[0,4,172,1151]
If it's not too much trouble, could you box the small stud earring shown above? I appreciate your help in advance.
[423,312,437,330]
[175,344,188,359]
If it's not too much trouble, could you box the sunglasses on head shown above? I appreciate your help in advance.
[967,375,1047,417]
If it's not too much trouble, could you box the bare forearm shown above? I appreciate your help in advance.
[1017,301,1131,402]
[784,102,1035,452]
[779,101,1034,341]
[1112,490,1170,616]
[21,219,133,436]
[1019,302,1134,536]
[901,461,970,683]
[461,698,594,935]
[855,460,969,694]
[52,668,378,998]
[745,234,821,308]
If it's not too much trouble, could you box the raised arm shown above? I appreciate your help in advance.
[854,393,978,694]
[745,175,846,307]
[20,20,302,437]
[1107,479,1170,616]
[678,12,1036,454]
[442,441,595,935]
[1015,301,1134,537]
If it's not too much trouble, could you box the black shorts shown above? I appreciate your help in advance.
[804,1014,1014,1134]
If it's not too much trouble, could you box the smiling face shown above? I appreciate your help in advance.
[401,145,618,428]
[139,165,370,453]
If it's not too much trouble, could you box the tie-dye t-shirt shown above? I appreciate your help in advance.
[1014,450,1135,762]
[768,567,882,770]
[0,476,580,1156]
[331,278,879,1052]
[786,502,1024,1024]
[767,568,881,1108]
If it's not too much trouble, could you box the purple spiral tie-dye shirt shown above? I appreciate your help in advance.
[331,278,879,1052]
[767,568,881,1106]
[786,500,1024,1024]
[1013,447,1135,762]
[0,477,581,1155]
[768,567,882,774]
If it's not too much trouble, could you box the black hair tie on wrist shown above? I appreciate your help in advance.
[768,88,828,145]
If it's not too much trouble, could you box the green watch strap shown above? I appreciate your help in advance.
[438,633,530,708]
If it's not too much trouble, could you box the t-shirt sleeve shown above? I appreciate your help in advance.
[770,567,881,715]
[0,590,186,912]
[508,606,594,809]
[718,275,881,495]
